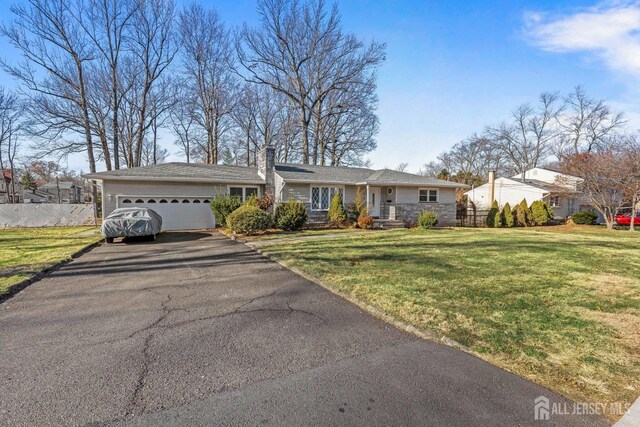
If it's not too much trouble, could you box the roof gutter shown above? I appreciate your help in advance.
[356,181,469,189]
[82,174,266,185]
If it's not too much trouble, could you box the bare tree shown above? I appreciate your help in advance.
[169,86,201,163]
[129,0,178,166]
[561,146,628,230]
[237,0,385,164]
[82,0,139,170]
[0,88,22,202]
[486,92,561,181]
[437,134,510,186]
[179,2,236,165]
[1,0,100,211]
[557,86,625,156]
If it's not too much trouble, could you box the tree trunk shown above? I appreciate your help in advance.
[112,76,120,170]
[300,110,309,164]
[99,129,112,171]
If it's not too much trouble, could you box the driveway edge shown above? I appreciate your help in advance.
[0,240,102,304]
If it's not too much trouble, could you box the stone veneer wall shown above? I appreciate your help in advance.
[391,203,457,227]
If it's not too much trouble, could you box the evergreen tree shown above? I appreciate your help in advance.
[21,170,37,192]
[503,203,514,227]
[328,192,347,225]
[486,200,499,227]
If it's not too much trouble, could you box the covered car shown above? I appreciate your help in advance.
[102,207,162,243]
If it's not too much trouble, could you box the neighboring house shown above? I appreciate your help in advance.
[464,167,589,219]
[0,170,21,203]
[37,181,84,203]
[85,147,468,231]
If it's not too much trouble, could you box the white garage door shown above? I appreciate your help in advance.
[117,196,216,231]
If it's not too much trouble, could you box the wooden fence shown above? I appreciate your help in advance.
[0,204,96,228]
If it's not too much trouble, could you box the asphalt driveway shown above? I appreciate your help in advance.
[0,233,607,426]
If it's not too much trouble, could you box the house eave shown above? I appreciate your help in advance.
[82,174,266,185]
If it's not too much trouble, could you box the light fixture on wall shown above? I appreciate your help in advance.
[107,194,112,202]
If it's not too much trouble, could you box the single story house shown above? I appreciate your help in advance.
[85,147,468,231]
[464,167,589,219]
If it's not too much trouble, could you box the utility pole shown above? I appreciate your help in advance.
[56,175,60,203]
[488,170,496,205]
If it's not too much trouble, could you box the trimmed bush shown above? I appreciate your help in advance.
[226,204,272,235]
[274,200,308,231]
[328,192,347,225]
[486,200,499,227]
[515,199,531,227]
[417,210,438,229]
[358,215,374,229]
[502,203,514,228]
[494,208,504,228]
[531,200,552,225]
[572,210,598,225]
[347,186,368,221]
[211,194,242,226]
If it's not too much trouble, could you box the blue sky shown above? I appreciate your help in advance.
[0,0,638,173]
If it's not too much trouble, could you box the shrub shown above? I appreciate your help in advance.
[328,192,347,225]
[494,208,504,228]
[211,194,242,226]
[226,204,272,235]
[486,200,499,227]
[531,200,552,225]
[417,210,438,229]
[358,215,374,229]
[543,201,554,219]
[274,200,307,231]
[502,203,514,228]
[515,199,531,227]
[348,186,368,221]
[572,210,598,225]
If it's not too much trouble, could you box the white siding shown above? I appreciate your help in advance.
[465,178,547,209]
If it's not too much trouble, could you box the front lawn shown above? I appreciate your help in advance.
[260,226,640,419]
[0,227,101,295]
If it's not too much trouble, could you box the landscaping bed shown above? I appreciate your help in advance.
[0,227,101,297]
[259,226,640,420]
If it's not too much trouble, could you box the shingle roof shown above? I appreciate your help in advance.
[84,161,468,188]
[363,169,465,187]
[84,162,265,184]
[274,163,373,184]
[40,181,77,190]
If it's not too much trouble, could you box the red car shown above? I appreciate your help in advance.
[615,213,640,226]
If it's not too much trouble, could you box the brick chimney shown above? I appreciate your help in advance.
[257,145,276,200]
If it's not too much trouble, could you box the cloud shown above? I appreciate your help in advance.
[525,1,640,76]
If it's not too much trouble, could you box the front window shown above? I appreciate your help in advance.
[419,189,438,203]
[229,186,259,202]
[311,186,344,211]
[550,195,560,207]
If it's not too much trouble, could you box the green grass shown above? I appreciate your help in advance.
[0,227,101,295]
[261,225,640,419]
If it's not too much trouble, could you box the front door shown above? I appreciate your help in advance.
[370,187,381,217]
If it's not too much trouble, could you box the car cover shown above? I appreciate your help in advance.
[101,207,163,238]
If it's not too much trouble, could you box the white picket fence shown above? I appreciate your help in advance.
[0,204,96,227]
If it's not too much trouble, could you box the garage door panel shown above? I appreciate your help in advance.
[118,197,216,231]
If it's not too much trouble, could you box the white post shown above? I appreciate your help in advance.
[366,184,370,215]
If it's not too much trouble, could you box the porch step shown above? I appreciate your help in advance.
[373,219,405,229]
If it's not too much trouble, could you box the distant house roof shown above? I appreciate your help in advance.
[40,181,78,190]
[84,162,469,188]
